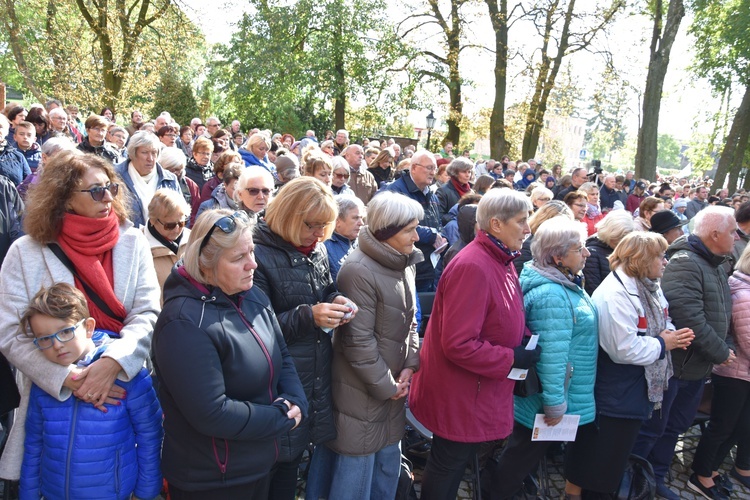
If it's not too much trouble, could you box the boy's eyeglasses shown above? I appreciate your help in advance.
[78,183,118,201]
[199,211,250,255]
[157,218,187,230]
[33,319,85,350]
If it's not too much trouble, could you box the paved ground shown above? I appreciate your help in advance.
[3,425,749,499]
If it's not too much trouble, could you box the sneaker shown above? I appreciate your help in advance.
[730,467,750,489]
[714,473,734,494]
[655,481,680,500]
[688,473,730,500]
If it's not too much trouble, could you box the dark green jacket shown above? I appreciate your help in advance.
[662,235,732,380]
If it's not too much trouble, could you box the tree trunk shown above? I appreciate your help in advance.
[445,0,462,147]
[486,0,508,159]
[718,84,750,193]
[634,0,684,180]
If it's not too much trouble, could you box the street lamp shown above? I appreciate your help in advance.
[425,110,436,151]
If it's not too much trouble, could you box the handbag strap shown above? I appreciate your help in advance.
[47,243,125,323]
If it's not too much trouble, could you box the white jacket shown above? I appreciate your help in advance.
[592,268,675,366]
[0,222,161,479]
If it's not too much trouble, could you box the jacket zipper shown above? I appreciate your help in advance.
[234,303,280,459]
[65,398,79,500]
[115,449,121,496]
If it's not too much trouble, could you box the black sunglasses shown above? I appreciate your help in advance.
[158,218,187,230]
[246,187,272,197]
[199,211,250,255]
[78,183,119,201]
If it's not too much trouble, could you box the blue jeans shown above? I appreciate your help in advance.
[632,377,705,483]
[305,442,401,500]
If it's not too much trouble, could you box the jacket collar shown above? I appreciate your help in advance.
[357,227,424,271]
[474,230,515,267]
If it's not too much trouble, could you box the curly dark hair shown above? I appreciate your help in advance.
[24,150,129,243]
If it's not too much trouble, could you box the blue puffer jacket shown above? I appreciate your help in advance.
[324,231,356,284]
[20,369,163,500]
[514,262,598,429]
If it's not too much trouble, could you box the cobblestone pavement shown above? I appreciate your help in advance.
[4,426,749,499]
[410,425,750,499]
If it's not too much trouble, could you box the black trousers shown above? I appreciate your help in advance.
[420,434,480,500]
[268,452,303,500]
[168,474,270,500]
[692,374,750,476]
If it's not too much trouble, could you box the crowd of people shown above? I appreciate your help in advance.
[0,100,748,500]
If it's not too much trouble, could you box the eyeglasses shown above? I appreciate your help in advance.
[193,151,211,157]
[246,187,272,197]
[199,211,250,255]
[163,133,177,138]
[78,183,118,201]
[537,197,551,202]
[568,246,586,255]
[304,221,330,231]
[334,172,350,180]
[157,218,187,230]
[33,319,85,350]
[412,163,437,172]
[572,203,587,209]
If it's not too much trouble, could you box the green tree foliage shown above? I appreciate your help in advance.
[150,72,199,128]
[0,0,204,114]
[209,0,411,137]
[657,133,681,169]
[690,0,750,191]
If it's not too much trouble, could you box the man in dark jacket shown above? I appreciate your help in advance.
[632,206,737,499]
[685,186,709,220]
[77,115,120,164]
[599,174,619,212]
[554,166,587,200]
[380,149,445,292]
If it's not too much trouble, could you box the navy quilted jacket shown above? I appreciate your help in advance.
[20,368,163,500]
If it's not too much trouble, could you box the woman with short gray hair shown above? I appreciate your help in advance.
[436,157,474,225]
[308,190,423,498]
[493,216,598,499]
[154,209,307,498]
[410,189,541,500]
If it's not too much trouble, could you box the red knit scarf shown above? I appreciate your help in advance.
[451,177,471,198]
[57,211,126,333]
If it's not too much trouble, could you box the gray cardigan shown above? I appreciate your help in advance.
[0,221,161,479]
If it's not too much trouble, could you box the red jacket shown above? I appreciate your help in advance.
[409,230,526,443]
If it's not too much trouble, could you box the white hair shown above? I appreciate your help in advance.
[693,206,736,238]
[335,194,365,220]
[367,191,423,233]
[532,217,587,268]
[235,165,275,203]
[159,147,188,171]
[595,210,636,248]
[476,189,532,230]
[126,131,162,160]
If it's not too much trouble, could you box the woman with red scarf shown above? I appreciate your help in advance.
[0,149,161,481]
[436,157,474,225]
[252,177,358,499]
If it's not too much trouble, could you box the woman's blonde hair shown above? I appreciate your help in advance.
[182,209,255,284]
[528,200,573,234]
[244,133,271,152]
[148,188,191,222]
[265,177,337,246]
[596,210,636,248]
[24,150,128,243]
[609,231,668,279]
[302,149,332,177]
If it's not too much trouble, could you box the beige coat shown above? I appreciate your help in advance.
[143,227,189,305]
[328,227,422,456]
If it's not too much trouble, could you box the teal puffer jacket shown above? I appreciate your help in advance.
[514,262,599,429]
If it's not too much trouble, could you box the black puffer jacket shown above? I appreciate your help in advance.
[77,138,120,164]
[662,234,732,380]
[583,235,613,296]
[444,204,477,267]
[153,265,307,491]
[514,234,534,276]
[252,221,339,457]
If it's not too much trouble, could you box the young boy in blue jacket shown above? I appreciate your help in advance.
[19,283,163,500]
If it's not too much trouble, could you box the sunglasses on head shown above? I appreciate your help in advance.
[158,218,187,230]
[78,183,118,201]
[246,187,272,197]
[199,211,250,255]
